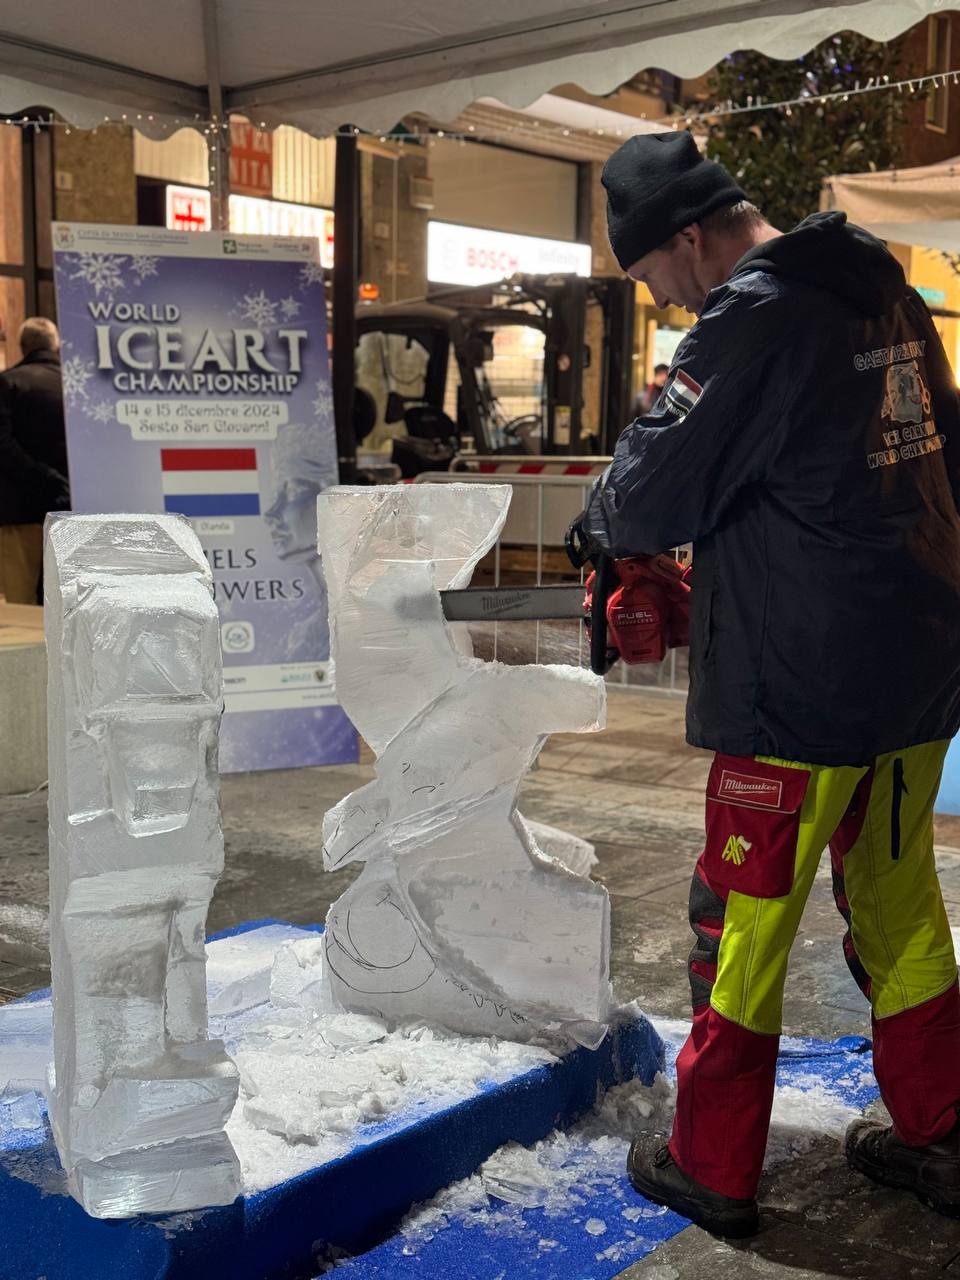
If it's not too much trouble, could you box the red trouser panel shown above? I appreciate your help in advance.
[669,1003,780,1200]
[872,981,960,1148]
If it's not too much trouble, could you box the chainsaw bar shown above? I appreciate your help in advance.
[440,584,586,623]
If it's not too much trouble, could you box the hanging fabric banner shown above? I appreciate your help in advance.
[52,221,357,773]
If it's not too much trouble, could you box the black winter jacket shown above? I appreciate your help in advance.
[0,349,69,526]
[583,212,960,765]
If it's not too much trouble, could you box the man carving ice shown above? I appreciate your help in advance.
[575,130,960,1237]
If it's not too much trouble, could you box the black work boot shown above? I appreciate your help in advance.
[845,1118,960,1217]
[627,1134,760,1239]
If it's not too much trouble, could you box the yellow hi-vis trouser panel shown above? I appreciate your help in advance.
[696,742,956,1037]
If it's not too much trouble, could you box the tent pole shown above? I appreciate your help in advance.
[332,130,358,482]
[202,0,230,231]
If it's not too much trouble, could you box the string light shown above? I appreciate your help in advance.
[0,62,954,146]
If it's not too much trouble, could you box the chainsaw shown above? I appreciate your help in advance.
[440,527,692,676]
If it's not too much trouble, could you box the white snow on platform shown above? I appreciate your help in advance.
[0,935,872,1208]
[376,1016,870,1266]
[220,996,560,1193]
[0,925,572,1196]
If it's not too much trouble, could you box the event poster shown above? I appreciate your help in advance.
[52,222,358,773]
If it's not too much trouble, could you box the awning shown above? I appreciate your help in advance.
[0,0,945,139]
[824,158,960,254]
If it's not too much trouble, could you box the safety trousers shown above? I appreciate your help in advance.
[670,741,960,1201]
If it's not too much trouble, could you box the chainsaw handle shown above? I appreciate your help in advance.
[565,519,594,570]
[590,553,620,676]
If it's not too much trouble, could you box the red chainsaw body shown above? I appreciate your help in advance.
[584,555,691,666]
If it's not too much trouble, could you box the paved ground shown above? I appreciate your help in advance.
[3,687,960,1275]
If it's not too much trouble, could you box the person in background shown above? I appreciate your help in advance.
[0,317,69,604]
[633,362,670,418]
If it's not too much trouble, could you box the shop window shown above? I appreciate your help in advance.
[926,15,951,133]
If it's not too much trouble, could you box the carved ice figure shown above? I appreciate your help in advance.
[45,514,240,1218]
[317,485,611,1041]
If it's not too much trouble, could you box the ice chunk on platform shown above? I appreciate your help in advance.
[269,934,328,1011]
[521,819,598,878]
[317,486,611,1040]
[0,1000,52,1097]
[207,922,314,1016]
[44,514,240,1218]
[70,1131,241,1219]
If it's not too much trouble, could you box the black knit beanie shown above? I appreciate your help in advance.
[602,131,746,270]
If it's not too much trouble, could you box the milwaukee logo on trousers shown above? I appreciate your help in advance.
[718,770,784,809]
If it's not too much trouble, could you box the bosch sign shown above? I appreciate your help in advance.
[428,221,591,286]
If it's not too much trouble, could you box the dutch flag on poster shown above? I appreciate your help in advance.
[160,448,260,518]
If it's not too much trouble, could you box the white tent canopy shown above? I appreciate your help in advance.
[824,158,960,255]
[0,0,945,139]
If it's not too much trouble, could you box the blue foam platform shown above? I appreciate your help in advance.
[328,1030,881,1279]
[0,920,664,1280]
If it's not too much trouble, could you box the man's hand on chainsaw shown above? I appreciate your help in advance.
[566,514,691,672]
[582,553,691,668]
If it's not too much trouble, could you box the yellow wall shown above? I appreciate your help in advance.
[895,243,960,379]
[633,283,693,391]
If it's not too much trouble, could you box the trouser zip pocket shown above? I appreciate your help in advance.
[891,757,908,861]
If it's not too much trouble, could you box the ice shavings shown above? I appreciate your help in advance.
[352,1016,881,1272]
[374,1074,675,1268]
[226,1001,559,1194]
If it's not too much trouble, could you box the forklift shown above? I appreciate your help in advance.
[353,274,635,477]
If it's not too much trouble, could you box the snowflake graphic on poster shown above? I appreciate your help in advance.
[130,254,160,284]
[86,400,115,424]
[61,356,95,403]
[298,261,324,290]
[312,377,334,420]
[279,295,302,320]
[67,253,126,297]
[238,289,278,329]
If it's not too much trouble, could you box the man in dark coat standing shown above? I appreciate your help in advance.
[0,317,69,603]
[578,131,960,1238]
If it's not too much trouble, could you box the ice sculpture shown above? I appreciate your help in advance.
[45,514,240,1218]
[317,485,611,1041]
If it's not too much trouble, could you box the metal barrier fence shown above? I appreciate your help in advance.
[414,470,688,697]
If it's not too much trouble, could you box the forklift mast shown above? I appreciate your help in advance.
[514,274,635,455]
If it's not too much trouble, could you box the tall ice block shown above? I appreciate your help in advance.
[317,485,612,1042]
[44,514,240,1218]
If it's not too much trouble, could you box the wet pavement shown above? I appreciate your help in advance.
[2,687,960,1275]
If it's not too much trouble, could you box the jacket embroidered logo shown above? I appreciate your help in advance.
[721,834,752,866]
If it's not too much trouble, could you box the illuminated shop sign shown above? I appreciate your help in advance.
[228,196,334,268]
[166,184,212,232]
[427,221,591,286]
[164,187,334,268]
